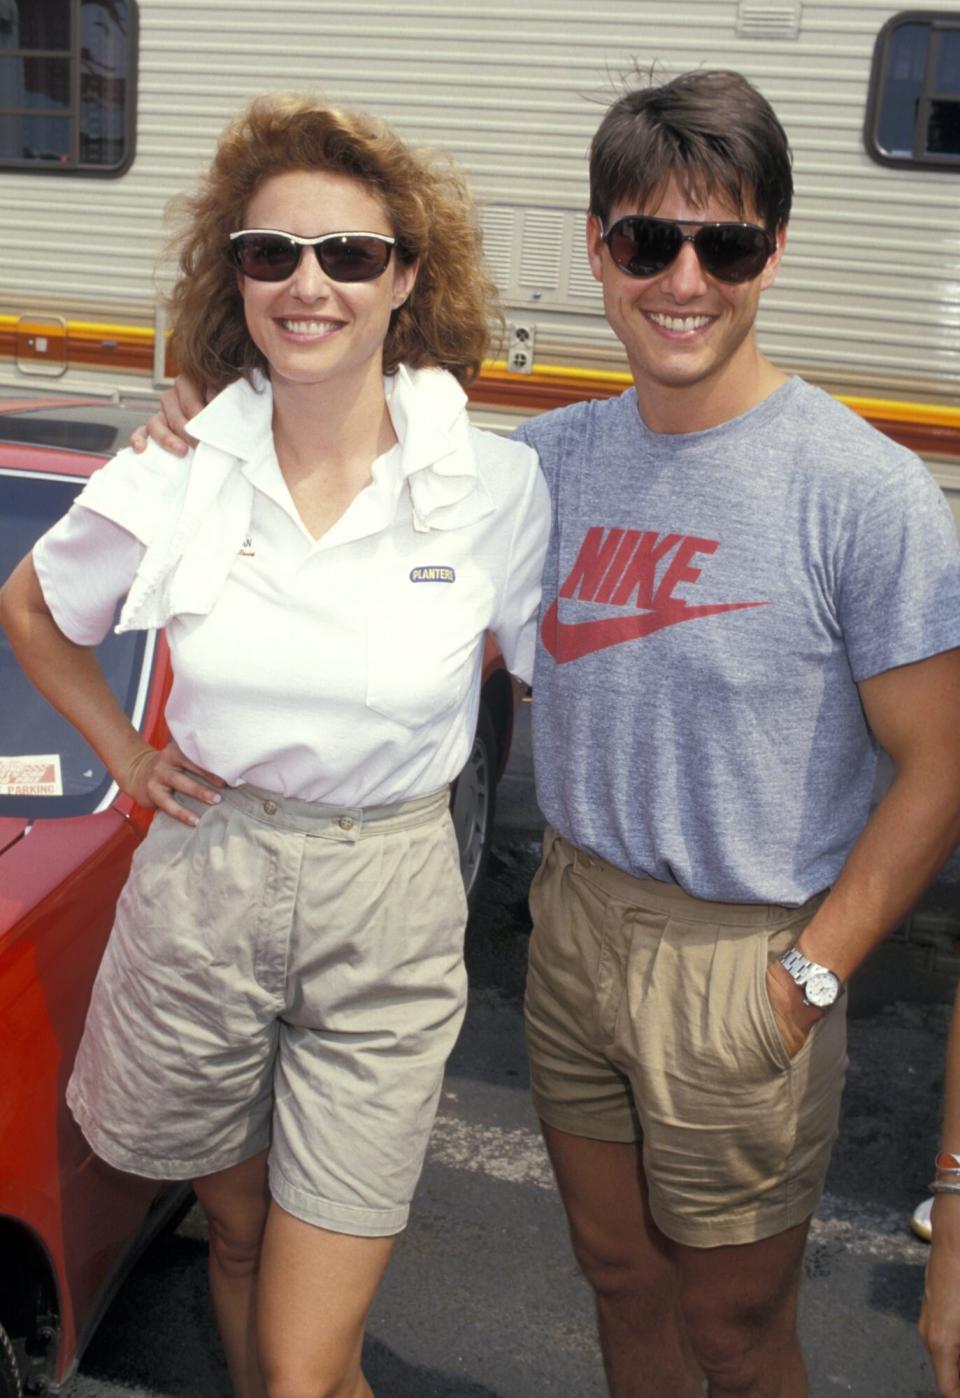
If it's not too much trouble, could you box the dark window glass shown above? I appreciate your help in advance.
[0,404,154,452]
[867,13,960,171]
[936,30,960,90]
[928,99,960,154]
[0,0,135,174]
[23,55,70,109]
[0,470,150,819]
[0,112,70,161]
[877,24,927,156]
[0,1,71,53]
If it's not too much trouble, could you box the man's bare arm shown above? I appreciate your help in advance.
[130,374,207,455]
[766,647,960,1051]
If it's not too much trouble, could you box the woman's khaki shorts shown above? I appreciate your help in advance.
[525,829,848,1248]
[67,784,467,1237]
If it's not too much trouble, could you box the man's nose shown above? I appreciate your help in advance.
[659,237,709,300]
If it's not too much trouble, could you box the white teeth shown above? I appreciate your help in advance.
[281,319,337,334]
[649,313,712,332]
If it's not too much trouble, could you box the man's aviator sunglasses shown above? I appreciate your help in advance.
[230,229,396,283]
[600,215,776,285]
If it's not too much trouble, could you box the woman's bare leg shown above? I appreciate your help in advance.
[257,1201,396,1398]
[192,1150,271,1398]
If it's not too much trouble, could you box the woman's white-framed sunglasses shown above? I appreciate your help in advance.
[229,229,396,283]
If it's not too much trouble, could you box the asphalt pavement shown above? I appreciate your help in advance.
[62,700,959,1397]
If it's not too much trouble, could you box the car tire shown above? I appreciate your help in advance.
[0,1324,21,1398]
[451,701,498,915]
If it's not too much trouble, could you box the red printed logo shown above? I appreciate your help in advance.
[542,527,768,664]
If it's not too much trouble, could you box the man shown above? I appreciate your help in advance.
[137,70,960,1397]
[512,69,960,1397]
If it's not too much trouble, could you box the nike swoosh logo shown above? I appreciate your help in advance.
[541,598,770,664]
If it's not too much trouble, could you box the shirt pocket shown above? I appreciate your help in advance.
[365,566,495,729]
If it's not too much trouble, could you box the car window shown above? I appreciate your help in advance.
[0,470,151,818]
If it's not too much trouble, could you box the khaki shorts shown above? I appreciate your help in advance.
[67,784,467,1238]
[525,829,847,1248]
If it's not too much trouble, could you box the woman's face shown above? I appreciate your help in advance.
[237,168,416,396]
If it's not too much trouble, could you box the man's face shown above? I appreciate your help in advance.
[586,175,785,431]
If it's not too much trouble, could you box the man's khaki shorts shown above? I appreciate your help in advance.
[67,784,467,1238]
[525,829,847,1248]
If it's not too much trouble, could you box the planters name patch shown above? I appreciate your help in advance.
[410,565,456,583]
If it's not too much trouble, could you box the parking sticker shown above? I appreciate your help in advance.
[0,755,63,797]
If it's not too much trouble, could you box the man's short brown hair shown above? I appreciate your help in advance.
[589,69,793,232]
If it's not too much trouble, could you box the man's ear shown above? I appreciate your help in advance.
[761,224,788,291]
[586,214,605,284]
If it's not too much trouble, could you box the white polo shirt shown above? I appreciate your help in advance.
[34,366,550,806]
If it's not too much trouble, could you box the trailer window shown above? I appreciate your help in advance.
[0,0,137,175]
[865,11,960,170]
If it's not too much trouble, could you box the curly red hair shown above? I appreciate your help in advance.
[165,94,500,395]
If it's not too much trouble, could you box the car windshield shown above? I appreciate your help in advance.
[0,470,150,819]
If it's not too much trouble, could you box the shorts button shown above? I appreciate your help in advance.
[263,799,278,815]
[338,815,354,831]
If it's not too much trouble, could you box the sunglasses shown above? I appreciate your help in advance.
[600,215,776,285]
[229,229,396,283]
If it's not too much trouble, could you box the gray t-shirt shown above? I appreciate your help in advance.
[515,376,960,904]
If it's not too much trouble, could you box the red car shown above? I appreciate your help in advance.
[0,396,520,1397]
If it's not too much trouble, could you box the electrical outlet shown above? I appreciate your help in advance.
[506,322,535,374]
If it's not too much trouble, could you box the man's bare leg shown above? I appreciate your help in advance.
[542,1123,702,1398]
[677,1219,810,1398]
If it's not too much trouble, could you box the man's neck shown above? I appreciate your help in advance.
[632,353,789,436]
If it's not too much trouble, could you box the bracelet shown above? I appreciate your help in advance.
[930,1181,960,1195]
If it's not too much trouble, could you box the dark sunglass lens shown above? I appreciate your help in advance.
[697,225,771,283]
[318,235,392,282]
[234,235,299,281]
[608,218,680,278]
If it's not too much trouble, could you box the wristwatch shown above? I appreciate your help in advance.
[778,947,842,1009]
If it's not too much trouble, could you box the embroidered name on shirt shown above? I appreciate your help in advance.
[239,534,255,558]
[542,526,769,664]
[410,565,456,583]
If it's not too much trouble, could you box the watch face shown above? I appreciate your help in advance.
[805,970,839,1008]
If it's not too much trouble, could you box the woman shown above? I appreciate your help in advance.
[920,983,960,1397]
[0,95,548,1398]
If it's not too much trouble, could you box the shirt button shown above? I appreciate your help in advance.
[263,800,278,815]
[338,815,354,831]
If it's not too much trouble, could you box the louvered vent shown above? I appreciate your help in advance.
[736,2,801,39]
[479,207,515,286]
[519,210,564,290]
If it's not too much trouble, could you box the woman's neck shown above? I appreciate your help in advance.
[270,365,396,481]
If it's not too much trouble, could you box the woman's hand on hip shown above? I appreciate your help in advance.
[120,739,225,826]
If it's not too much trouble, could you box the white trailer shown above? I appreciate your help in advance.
[1,0,958,515]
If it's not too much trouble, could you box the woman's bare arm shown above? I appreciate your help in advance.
[0,554,222,825]
[920,984,960,1398]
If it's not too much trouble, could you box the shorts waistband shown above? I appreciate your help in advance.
[553,831,828,928]
[222,784,450,838]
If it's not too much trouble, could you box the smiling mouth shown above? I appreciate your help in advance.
[646,312,714,333]
[278,318,343,336]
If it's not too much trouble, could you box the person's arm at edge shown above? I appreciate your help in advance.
[765,646,960,1051]
[920,981,960,1398]
[130,375,207,455]
[0,554,223,826]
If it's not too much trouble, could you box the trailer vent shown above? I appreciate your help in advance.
[736,2,801,39]
[520,211,564,292]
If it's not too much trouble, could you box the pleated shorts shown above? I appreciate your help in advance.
[67,784,468,1237]
[525,828,847,1248]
